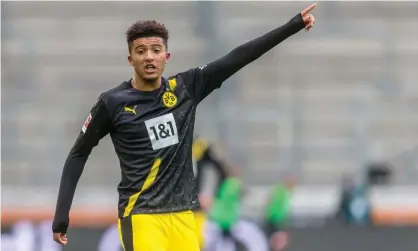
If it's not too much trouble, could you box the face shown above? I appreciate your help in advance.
[128,37,170,82]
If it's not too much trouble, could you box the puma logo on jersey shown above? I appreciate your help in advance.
[124,105,137,115]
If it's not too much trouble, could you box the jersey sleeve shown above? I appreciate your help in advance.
[180,13,305,104]
[52,98,111,233]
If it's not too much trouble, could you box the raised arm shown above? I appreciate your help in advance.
[52,99,111,245]
[182,3,316,103]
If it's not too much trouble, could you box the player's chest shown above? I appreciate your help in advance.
[112,91,194,150]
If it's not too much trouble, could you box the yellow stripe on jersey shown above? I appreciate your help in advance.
[123,158,162,217]
[117,220,126,251]
[192,139,208,161]
[168,78,177,92]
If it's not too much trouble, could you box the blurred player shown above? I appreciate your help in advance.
[205,178,269,251]
[264,177,295,251]
[192,136,230,207]
[52,3,316,251]
[192,136,236,249]
[205,178,294,251]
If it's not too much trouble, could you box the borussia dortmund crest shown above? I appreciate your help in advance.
[162,91,177,108]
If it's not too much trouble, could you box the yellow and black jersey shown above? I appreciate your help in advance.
[52,70,225,233]
[52,12,306,234]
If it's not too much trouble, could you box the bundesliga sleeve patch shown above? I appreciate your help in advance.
[82,113,92,133]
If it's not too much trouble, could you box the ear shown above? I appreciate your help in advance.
[165,52,171,64]
[128,55,134,67]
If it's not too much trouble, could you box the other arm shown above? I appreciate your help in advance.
[52,99,111,244]
[183,4,316,103]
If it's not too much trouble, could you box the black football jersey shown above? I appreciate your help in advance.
[53,13,305,233]
[78,67,223,218]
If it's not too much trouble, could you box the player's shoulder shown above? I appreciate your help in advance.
[192,136,210,160]
[98,80,131,104]
[193,136,209,147]
[171,65,206,83]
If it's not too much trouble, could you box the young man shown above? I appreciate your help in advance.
[52,3,316,251]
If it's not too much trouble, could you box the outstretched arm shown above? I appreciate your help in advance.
[52,99,111,245]
[182,3,316,103]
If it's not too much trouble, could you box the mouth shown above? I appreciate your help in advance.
[144,64,157,74]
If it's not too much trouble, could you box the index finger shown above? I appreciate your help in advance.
[301,3,317,16]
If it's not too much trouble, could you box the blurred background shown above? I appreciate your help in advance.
[2,1,418,251]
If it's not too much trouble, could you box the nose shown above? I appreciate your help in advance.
[145,50,154,61]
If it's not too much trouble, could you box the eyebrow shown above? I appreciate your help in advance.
[135,44,163,49]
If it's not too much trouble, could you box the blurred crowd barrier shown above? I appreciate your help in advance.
[2,1,418,243]
[2,183,418,226]
[2,220,418,251]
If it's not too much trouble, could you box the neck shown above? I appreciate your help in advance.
[132,74,161,91]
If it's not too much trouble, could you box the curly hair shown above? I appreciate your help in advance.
[125,20,169,52]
